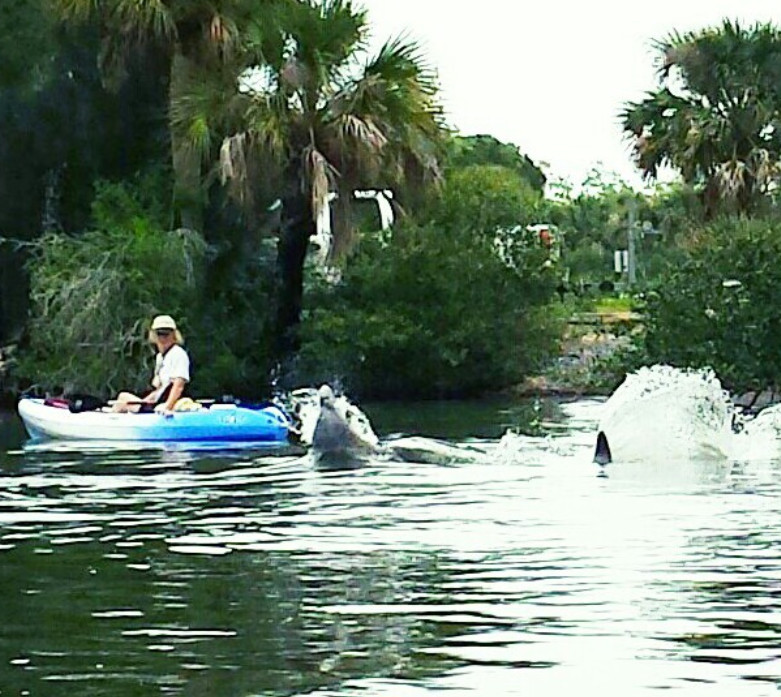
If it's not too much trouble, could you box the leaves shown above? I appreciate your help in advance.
[191,1,447,263]
[622,20,781,215]
[23,178,207,395]
[296,164,560,398]
[644,216,781,393]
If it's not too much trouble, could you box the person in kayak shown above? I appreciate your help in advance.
[112,315,190,413]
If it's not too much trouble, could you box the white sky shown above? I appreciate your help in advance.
[359,0,781,190]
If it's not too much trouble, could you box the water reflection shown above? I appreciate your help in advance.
[1,400,781,695]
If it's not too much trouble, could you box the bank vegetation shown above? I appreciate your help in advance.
[2,6,781,401]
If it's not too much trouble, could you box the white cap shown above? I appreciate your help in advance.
[151,315,177,331]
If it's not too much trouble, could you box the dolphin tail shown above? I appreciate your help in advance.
[593,431,612,465]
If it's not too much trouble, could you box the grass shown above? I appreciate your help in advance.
[594,295,634,314]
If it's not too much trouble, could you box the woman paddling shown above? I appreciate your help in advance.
[112,315,190,414]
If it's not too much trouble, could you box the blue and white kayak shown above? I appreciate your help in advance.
[17,398,291,443]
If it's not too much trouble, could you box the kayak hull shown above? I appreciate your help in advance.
[17,398,290,443]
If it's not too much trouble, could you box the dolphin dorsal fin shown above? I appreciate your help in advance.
[594,431,612,465]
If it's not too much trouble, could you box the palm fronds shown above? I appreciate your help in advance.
[622,19,781,214]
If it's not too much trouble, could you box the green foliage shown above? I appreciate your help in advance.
[564,242,608,282]
[21,179,206,395]
[446,135,546,193]
[188,242,278,399]
[297,221,561,399]
[539,173,639,284]
[0,3,171,342]
[622,20,781,216]
[294,154,561,399]
[426,164,542,234]
[535,173,705,289]
[161,0,449,349]
[0,0,58,90]
[644,216,781,392]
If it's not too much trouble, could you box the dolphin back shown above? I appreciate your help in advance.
[312,405,374,454]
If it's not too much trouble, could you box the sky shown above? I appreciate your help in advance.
[358,0,781,191]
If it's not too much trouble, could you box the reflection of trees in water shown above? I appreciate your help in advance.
[0,452,572,696]
[0,539,473,695]
[368,397,565,440]
[278,549,465,687]
[662,528,781,674]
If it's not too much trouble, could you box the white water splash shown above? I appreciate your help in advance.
[598,365,734,463]
[290,368,781,468]
[289,387,486,464]
[289,387,380,449]
[736,402,781,460]
[594,364,781,464]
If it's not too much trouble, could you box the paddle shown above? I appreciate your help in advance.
[67,392,217,414]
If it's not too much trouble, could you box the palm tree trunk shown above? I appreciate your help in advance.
[737,172,756,215]
[275,191,315,356]
[170,48,203,231]
[702,178,720,220]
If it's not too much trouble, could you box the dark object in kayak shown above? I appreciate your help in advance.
[67,394,108,413]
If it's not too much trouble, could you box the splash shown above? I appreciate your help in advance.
[288,387,380,450]
[736,402,781,460]
[288,387,486,465]
[597,365,734,463]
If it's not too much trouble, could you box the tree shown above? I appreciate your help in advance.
[644,217,781,394]
[297,221,560,399]
[445,134,546,194]
[0,0,58,90]
[22,178,206,395]
[296,159,559,399]
[0,1,170,342]
[621,20,781,217]
[190,0,447,355]
[53,0,276,229]
[426,165,542,234]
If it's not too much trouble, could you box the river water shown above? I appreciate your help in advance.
[1,396,781,696]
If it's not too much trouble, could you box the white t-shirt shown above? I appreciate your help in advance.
[154,345,190,392]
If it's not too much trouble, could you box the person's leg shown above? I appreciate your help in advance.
[111,392,143,413]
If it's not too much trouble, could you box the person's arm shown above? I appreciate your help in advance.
[145,361,163,402]
[162,377,186,411]
[142,388,161,404]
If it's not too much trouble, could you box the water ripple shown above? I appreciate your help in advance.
[2,400,781,695]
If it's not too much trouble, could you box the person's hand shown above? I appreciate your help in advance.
[154,403,174,417]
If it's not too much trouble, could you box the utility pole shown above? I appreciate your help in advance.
[627,203,637,288]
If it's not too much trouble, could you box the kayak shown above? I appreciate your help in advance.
[17,398,291,443]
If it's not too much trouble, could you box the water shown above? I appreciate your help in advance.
[2,390,781,696]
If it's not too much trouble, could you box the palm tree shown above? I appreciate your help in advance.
[53,0,277,229]
[621,20,781,217]
[174,0,447,354]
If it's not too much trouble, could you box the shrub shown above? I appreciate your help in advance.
[297,222,562,399]
[21,179,206,396]
[644,216,781,393]
[187,242,278,399]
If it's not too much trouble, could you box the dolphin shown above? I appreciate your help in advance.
[302,385,486,468]
[310,385,378,468]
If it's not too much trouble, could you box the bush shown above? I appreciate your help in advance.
[644,216,781,393]
[187,241,278,399]
[20,179,206,396]
[296,222,562,399]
